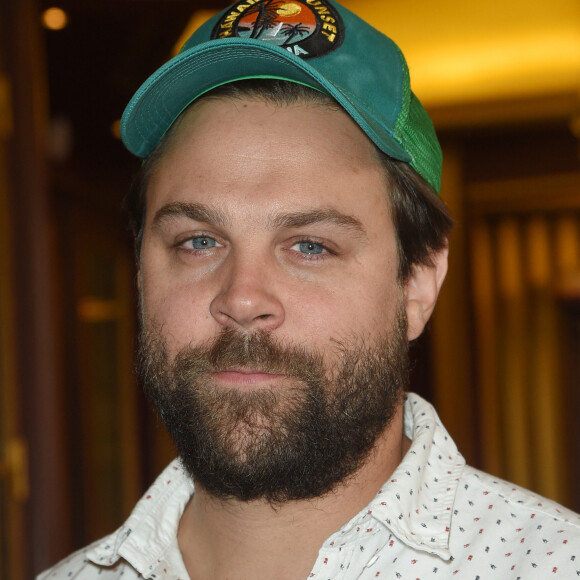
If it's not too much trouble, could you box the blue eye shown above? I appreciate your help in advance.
[296,241,325,255]
[189,236,218,249]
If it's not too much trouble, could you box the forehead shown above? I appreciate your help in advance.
[162,94,383,168]
[146,96,391,220]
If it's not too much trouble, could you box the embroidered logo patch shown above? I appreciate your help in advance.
[211,0,344,59]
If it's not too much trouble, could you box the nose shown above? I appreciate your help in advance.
[209,256,285,332]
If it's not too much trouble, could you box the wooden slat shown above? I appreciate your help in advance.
[496,218,533,488]
[0,80,26,580]
[467,173,580,215]
[470,220,504,476]
[525,217,564,501]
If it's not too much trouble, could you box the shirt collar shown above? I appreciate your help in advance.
[86,460,193,577]
[362,393,466,560]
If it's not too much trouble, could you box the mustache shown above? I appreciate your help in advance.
[155,327,328,386]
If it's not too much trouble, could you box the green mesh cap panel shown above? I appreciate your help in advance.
[399,94,443,193]
[121,0,443,193]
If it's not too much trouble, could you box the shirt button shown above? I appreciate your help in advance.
[366,555,379,567]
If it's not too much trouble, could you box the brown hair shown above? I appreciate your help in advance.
[125,80,453,281]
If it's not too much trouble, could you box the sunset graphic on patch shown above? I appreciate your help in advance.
[211,0,344,59]
[237,0,317,47]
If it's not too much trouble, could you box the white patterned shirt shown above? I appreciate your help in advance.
[38,393,580,579]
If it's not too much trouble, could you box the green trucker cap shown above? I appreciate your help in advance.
[121,0,442,193]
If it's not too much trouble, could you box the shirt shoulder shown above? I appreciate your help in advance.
[459,465,580,527]
[444,466,580,577]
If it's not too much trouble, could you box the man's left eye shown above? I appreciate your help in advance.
[186,236,219,250]
[292,241,326,255]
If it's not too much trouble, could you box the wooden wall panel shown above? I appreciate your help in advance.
[462,176,580,509]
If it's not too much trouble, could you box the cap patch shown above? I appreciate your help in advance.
[211,0,344,59]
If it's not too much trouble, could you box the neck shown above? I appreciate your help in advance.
[177,404,410,580]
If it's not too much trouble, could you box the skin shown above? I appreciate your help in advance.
[139,97,448,579]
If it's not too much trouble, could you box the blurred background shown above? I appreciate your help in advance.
[1,0,580,577]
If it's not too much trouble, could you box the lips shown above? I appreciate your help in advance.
[212,368,287,387]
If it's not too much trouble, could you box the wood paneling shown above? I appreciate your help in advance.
[459,175,580,509]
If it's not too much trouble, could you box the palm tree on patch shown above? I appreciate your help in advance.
[280,22,310,47]
[246,0,284,39]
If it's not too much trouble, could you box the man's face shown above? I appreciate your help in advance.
[141,97,403,356]
[138,97,411,501]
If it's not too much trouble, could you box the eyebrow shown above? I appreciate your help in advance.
[151,201,366,238]
[151,201,229,230]
[269,208,367,237]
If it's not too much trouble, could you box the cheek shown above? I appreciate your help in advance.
[282,264,402,345]
[140,275,215,350]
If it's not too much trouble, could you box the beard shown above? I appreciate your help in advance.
[138,307,409,503]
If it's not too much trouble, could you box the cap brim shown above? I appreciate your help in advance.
[120,37,411,163]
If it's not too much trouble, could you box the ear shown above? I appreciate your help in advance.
[404,246,448,341]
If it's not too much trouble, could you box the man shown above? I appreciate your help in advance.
[40,0,580,578]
